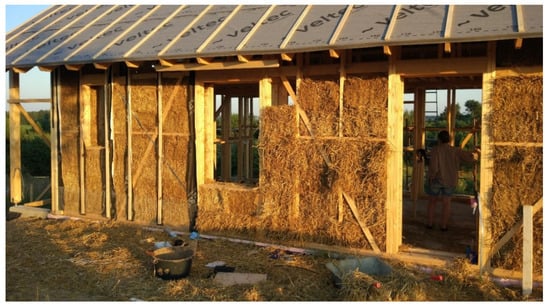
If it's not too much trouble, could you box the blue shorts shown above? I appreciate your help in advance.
[425,180,454,196]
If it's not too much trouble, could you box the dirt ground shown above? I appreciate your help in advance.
[4,212,542,301]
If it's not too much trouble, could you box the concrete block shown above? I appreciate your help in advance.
[214,272,267,286]
[9,205,50,219]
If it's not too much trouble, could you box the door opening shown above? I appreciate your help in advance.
[401,77,482,257]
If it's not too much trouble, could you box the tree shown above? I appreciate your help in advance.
[464,100,482,122]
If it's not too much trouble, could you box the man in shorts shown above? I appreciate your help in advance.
[425,130,479,231]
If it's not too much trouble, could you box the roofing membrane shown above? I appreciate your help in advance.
[5,4,543,69]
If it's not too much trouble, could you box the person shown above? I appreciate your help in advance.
[424,130,479,231]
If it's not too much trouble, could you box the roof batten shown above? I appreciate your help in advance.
[64,5,141,63]
[158,5,213,58]
[6,5,63,44]
[279,5,312,49]
[196,5,243,54]
[36,5,114,63]
[92,5,162,60]
[7,5,83,59]
[124,6,187,60]
[444,5,454,53]
[236,5,276,52]
[328,5,353,46]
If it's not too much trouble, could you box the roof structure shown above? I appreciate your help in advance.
[5,4,543,71]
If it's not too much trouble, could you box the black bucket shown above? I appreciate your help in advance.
[152,246,194,280]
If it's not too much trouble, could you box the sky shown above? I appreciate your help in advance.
[4,4,52,111]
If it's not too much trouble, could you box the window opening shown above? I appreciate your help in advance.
[214,93,259,185]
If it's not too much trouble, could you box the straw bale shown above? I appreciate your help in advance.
[130,74,159,224]
[84,149,105,215]
[59,67,81,214]
[130,75,158,128]
[257,105,299,232]
[112,76,128,220]
[195,183,261,233]
[297,78,339,136]
[160,76,190,228]
[256,100,387,249]
[131,135,158,224]
[490,146,542,273]
[491,76,542,143]
[487,75,542,273]
[343,75,388,138]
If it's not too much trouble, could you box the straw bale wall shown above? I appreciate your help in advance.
[488,75,542,273]
[58,67,81,215]
[129,73,160,224]
[112,74,128,220]
[196,76,388,250]
[159,76,190,227]
[196,183,261,234]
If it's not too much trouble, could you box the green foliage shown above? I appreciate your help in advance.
[5,111,51,177]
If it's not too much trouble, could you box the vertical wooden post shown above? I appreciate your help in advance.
[51,69,60,213]
[478,41,496,274]
[204,84,215,182]
[79,76,87,215]
[9,70,22,205]
[127,68,134,220]
[237,97,244,180]
[411,87,426,217]
[195,81,206,188]
[386,47,404,254]
[104,72,112,219]
[222,95,231,180]
[337,51,346,223]
[157,73,163,225]
[522,204,533,295]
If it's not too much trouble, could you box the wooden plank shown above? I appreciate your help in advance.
[478,41,495,274]
[51,69,60,213]
[236,6,275,52]
[126,68,134,220]
[342,193,381,253]
[222,95,231,181]
[492,141,543,148]
[386,47,404,254]
[279,5,312,49]
[411,87,426,214]
[337,51,347,222]
[383,5,400,42]
[489,198,542,258]
[443,5,455,53]
[24,199,51,207]
[328,5,353,46]
[522,204,533,295]
[396,57,488,77]
[156,59,280,72]
[495,66,542,78]
[204,85,215,182]
[104,74,112,219]
[7,98,51,103]
[79,78,87,215]
[194,81,206,188]
[157,74,163,225]
[9,71,22,204]
[14,103,51,147]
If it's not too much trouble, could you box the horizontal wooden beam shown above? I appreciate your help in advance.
[7,98,51,104]
[396,57,488,76]
[156,59,279,72]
